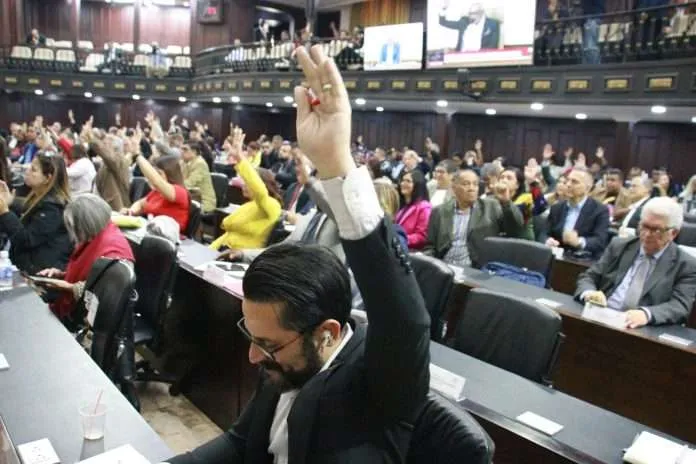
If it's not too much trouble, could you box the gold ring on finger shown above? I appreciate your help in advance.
[321,83,333,92]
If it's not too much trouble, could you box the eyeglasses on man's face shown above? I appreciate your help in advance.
[639,223,673,235]
[237,317,309,362]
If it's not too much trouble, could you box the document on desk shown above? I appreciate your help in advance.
[516,411,564,436]
[447,265,466,282]
[16,438,60,464]
[78,444,151,464]
[658,333,693,347]
[623,431,695,464]
[429,363,466,402]
[581,302,626,329]
[535,298,563,309]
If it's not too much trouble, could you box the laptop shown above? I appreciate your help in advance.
[0,415,21,464]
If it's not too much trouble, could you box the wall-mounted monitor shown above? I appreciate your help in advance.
[363,22,424,71]
[426,0,536,68]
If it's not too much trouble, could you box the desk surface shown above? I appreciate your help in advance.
[431,342,690,463]
[0,288,172,463]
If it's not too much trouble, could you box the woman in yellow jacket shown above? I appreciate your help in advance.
[210,127,282,251]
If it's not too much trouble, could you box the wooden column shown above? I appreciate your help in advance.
[14,0,24,45]
[133,0,141,50]
[614,121,634,175]
[72,0,81,47]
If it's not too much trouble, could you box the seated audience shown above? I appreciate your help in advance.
[576,197,696,327]
[621,176,659,231]
[36,194,134,328]
[0,137,10,185]
[181,141,216,213]
[545,173,568,207]
[426,169,524,268]
[427,160,456,208]
[395,170,431,250]
[374,181,408,250]
[125,154,190,234]
[246,141,262,168]
[0,152,72,274]
[424,137,441,166]
[26,28,46,46]
[168,46,428,464]
[657,171,680,198]
[500,167,546,240]
[211,127,282,251]
[592,168,631,220]
[89,129,131,211]
[271,142,297,190]
[679,174,696,215]
[16,126,38,165]
[545,169,609,258]
[66,143,96,196]
[283,153,315,225]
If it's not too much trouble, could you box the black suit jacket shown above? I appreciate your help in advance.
[169,219,431,464]
[548,197,609,257]
[438,15,500,51]
[575,238,696,325]
[282,183,313,215]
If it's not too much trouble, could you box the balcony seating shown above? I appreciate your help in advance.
[138,43,153,54]
[183,46,190,55]
[120,42,134,53]
[80,53,104,72]
[10,46,32,69]
[52,40,73,49]
[77,40,94,51]
[55,49,77,72]
[33,47,55,70]
[166,45,183,56]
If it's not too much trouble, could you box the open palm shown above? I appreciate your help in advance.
[294,46,353,179]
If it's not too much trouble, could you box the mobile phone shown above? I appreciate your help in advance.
[21,273,59,286]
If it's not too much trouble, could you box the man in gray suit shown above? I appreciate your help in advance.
[425,168,525,268]
[576,197,696,328]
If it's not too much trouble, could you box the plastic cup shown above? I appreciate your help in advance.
[79,403,107,440]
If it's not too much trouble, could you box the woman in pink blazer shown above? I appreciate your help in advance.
[395,169,432,250]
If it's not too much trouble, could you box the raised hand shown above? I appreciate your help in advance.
[542,144,555,160]
[595,146,604,158]
[294,45,353,179]
[493,180,512,204]
[227,126,246,165]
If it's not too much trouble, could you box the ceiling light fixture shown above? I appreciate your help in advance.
[132,94,141,100]
[266,102,273,107]
[485,108,496,115]
[575,113,587,120]
[355,98,366,105]
[84,91,93,98]
[283,96,294,103]
[230,96,240,103]
[292,103,297,108]
[530,102,544,111]
[376,106,384,112]
[436,100,448,108]
[34,89,44,96]
[212,97,222,104]
[178,96,187,103]
[651,105,666,114]
[692,117,696,124]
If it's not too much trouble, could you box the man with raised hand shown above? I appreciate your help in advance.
[168,45,430,464]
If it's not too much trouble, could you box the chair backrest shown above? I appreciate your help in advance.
[120,42,134,52]
[88,258,136,377]
[407,393,494,464]
[210,173,228,207]
[677,223,696,247]
[78,40,94,50]
[33,47,54,60]
[186,200,202,239]
[85,53,104,68]
[132,235,178,337]
[684,213,696,224]
[410,254,454,342]
[479,237,554,282]
[183,46,190,55]
[133,54,149,66]
[173,56,192,68]
[454,288,564,385]
[56,49,76,62]
[138,43,153,54]
[129,176,151,203]
[11,46,30,59]
[166,45,183,55]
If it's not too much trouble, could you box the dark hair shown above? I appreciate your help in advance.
[71,143,88,160]
[367,157,383,179]
[503,167,526,200]
[23,151,70,219]
[243,243,352,332]
[155,155,185,186]
[437,159,458,174]
[605,168,623,180]
[257,167,283,203]
[399,169,429,206]
[184,141,204,156]
[248,141,260,151]
[0,137,9,184]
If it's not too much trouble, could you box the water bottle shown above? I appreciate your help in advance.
[0,251,13,289]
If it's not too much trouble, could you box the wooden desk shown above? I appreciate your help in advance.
[446,268,696,443]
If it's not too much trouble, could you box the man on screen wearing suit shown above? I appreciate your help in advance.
[575,197,696,328]
[379,37,401,65]
[438,2,501,51]
[545,169,609,258]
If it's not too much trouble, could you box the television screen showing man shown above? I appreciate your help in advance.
[364,23,424,71]
[426,0,536,68]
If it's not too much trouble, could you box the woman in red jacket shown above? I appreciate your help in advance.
[37,194,134,328]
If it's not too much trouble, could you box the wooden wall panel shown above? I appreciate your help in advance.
[80,3,135,48]
[22,0,73,43]
[139,5,190,48]
[189,0,255,54]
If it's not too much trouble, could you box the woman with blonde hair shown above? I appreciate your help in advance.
[374,181,408,250]
[679,174,696,214]
[0,151,72,274]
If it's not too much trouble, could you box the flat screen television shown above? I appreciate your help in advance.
[426,0,536,68]
[363,22,424,71]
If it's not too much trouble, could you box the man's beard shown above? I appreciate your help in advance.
[259,335,324,392]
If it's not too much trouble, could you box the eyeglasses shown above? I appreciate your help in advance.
[236,317,312,362]
[639,224,673,235]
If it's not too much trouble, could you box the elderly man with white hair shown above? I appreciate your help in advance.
[575,197,696,328]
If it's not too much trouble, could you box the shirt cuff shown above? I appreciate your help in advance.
[321,166,384,240]
[640,306,653,324]
[580,290,592,302]
[578,237,587,249]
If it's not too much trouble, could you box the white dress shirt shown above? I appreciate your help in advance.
[267,325,354,463]
[66,157,96,195]
[462,17,486,51]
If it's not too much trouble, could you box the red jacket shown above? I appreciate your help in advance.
[395,200,432,250]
